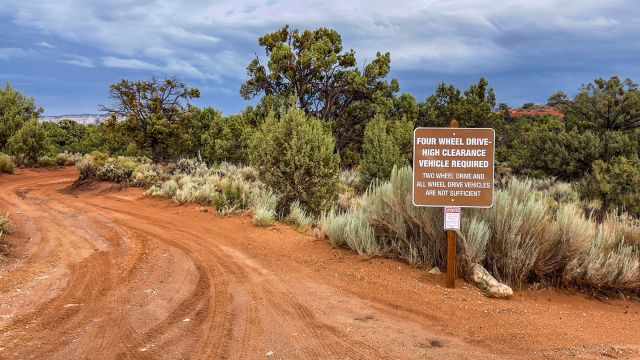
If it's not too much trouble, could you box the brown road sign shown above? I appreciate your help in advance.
[413,127,495,208]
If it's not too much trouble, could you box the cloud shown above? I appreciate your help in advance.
[37,41,55,48]
[1,0,639,84]
[60,54,95,68]
[0,47,29,60]
[103,56,163,71]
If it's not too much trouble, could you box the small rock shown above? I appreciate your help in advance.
[469,263,513,299]
[266,351,274,357]
[312,228,326,240]
[428,267,441,275]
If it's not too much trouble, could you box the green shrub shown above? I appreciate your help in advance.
[249,108,339,215]
[202,113,253,164]
[0,153,15,174]
[0,84,42,152]
[7,119,48,165]
[580,156,640,217]
[359,116,407,188]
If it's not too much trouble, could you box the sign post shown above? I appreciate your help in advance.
[412,120,495,288]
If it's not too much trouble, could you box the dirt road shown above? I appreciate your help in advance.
[0,168,639,360]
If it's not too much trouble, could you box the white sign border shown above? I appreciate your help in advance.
[411,127,496,209]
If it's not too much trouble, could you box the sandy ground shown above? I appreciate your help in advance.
[0,167,639,360]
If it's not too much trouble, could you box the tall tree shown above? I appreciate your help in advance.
[548,76,640,133]
[549,76,640,159]
[100,78,200,160]
[240,26,400,164]
[418,78,499,128]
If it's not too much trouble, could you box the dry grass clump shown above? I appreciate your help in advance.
[76,152,154,186]
[0,153,15,174]
[36,156,57,168]
[77,151,109,180]
[0,213,11,238]
[147,160,275,221]
[250,188,278,226]
[286,201,313,230]
[321,166,444,264]
[564,214,640,293]
[55,152,82,166]
[320,210,378,255]
[479,178,550,287]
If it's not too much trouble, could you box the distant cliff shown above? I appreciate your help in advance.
[41,114,110,125]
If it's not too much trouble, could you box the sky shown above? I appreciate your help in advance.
[1,0,639,116]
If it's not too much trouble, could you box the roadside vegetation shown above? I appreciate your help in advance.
[0,213,11,257]
[2,26,640,297]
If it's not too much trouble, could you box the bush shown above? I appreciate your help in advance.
[76,152,152,186]
[478,179,551,287]
[148,162,275,218]
[250,188,278,226]
[36,156,57,168]
[580,156,640,217]
[55,152,81,166]
[0,153,15,174]
[564,214,640,292]
[95,157,138,183]
[286,201,313,230]
[249,108,339,215]
[320,210,378,255]
[322,166,444,264]
[0,84,42,152]
[322,166,640,295]
[202,113,253,164]
[359,116,408,188]
[77,151,108,180]
[132,163,161,187]
[7,119,48,166]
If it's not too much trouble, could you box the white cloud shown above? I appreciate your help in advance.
[1,0,638,78]
[60,54,95,68]
[0,47,28,60]
[37,41,55,48]
[103,57,163,71]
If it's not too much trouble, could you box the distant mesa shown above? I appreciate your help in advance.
[41,114,110,125]
[509,106,564,119]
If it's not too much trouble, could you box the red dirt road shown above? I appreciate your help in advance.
[1,168,639,360]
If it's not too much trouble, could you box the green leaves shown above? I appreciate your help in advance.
[581,156,640,217]
[0,83,42,152]
[7,119,48,165]
[249,108,339,215]
[359,115,412,188]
